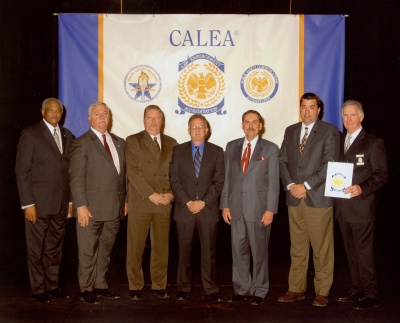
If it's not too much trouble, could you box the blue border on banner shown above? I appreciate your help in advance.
[304,15,345,131]
[59,14,99,137]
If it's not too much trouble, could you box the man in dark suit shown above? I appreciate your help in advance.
[125,105,177,300]
[16,98,73,303]
[278,93,340,307]
[69,102,127,304]
[220,110,280,306]
[169,114,224,303]
[335,100,388,310]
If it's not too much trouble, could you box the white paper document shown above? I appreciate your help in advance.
[324,162,354,199]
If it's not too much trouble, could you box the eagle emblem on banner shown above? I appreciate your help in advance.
[240,65,279,103]
[177,53,226,115]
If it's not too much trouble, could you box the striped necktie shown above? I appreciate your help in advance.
[194,146,201,178]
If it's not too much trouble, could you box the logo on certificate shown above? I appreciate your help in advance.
[330,173,346,192]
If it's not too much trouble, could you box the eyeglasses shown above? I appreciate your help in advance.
[189,125,206,130]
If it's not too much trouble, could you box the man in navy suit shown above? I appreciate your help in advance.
[169,114,224,303]
[16,98,73,303]
[69,102,127,304]
[335,100,388,310]
[220,110,280,306]
[278,93,340,307]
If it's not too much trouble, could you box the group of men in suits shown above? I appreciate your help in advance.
[16,94,387,310]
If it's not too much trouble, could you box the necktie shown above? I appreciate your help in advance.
[241,143,251,175]
[53,128,62,154]
[299,127,308,155]
[344,134,352,153]
[194,146,201,178]
[102,134,113,160]
[154,136,161,152]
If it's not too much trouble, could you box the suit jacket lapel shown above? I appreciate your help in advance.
[40,121,62,155]
[60,127,68,157]
[247,137,262,173]
[143,131,160,159]
[293,123,302,161]
[89,129,115,166]
[300,120,320,158]
[345,129,365,156]
[235,138,245,173]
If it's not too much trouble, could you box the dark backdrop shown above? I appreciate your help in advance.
[1,0,399,287]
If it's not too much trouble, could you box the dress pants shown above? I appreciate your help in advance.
[176,218,219,295]
[126,212,170,291]
[25,211,67,295]
[231,215,271,298]
[287,200,334,296]
[338,216,379,300]
[76,217,120,292]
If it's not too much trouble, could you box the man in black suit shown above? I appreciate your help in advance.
[69,102,127,304]
[16,98,73,303]
[169,114,224,303]
[335,100,388,310]
[278,93,340,307]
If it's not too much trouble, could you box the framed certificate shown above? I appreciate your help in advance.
[324,162,354,199]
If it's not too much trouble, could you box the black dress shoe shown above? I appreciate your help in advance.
[129,290,142,300]
[80,290,100,304]
[227,294,249,302]
[176,291,189,301]
[93,288,120,299]
[251,296,264,306]
[205,293,223,303]
[336,290,362,302]
[33,292,50,304]
[151,289,170,298]
[353,297,380,310]
[47,288,70,299]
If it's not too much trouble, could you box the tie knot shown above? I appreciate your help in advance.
[247,142,251,147]
[305,127,308,134]
[195,146,200,151]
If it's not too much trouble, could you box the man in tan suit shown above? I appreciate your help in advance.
[125,105,177,300]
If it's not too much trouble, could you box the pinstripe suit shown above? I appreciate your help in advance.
[16,119,73,295]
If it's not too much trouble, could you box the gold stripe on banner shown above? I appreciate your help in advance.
[299,15,304,121]
[98,14,104,101]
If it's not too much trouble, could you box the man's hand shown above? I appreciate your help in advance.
[290,184,307,199]
[222,207,232,225]
[187,200,205,214]
[159,193,174,206]
[77,206,92,227]
[149,193,164,205]
[261,211,274,226]
[345,184,362,198]
[67,203,73,218]
[24,205,37,223]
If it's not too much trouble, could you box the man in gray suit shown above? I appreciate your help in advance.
[169,114,225,303]
[16,98,73,303]
[278,93,340,307]
[69,102,127,304]
[220,110,280,306]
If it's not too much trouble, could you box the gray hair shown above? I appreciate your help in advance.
[342,100,364,117]
[42,98,63,111]
[88,101,110,116]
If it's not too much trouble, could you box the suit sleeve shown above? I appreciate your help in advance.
[219,143,230,209]
[69,138,89,208]
[169,145,192,207]
[125,136,155,199]
[359,138,388,197]
[15,129,35,206]
[305,126,340,190]
[202,147,225,207]
[267,144,280,213]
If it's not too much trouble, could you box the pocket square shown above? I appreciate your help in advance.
[257,157,266,161]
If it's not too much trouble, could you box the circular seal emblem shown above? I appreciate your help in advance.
[330,173,346,192]
[177,53,225,115]
[124,65,162,103]
[240,65,279,103]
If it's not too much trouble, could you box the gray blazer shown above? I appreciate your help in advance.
[16,120,73,215]
[279,119,340,208]
[69,129,126,221]
[220,137,280,222]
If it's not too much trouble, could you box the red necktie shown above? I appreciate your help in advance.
[102,134,113,160]
[241,143,251,175]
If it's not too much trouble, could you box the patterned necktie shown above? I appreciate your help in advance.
[344,134,352,153]
[102,134,113,160]
[194,146,201,178]
[299,127,308,155]
[53,128,62,154]
[154,136,161,153]
[241,142,251,175]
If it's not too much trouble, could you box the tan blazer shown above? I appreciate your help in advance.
[125,130,177,214]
